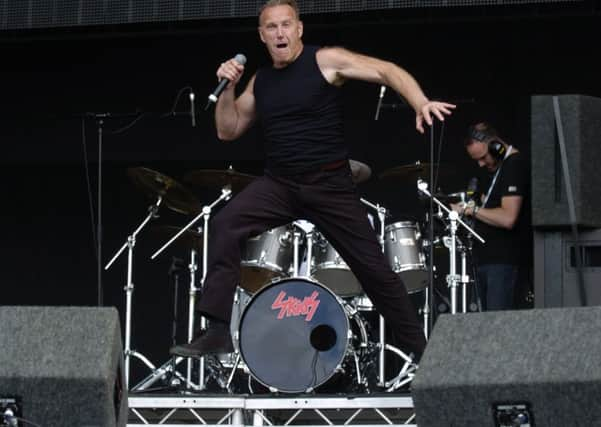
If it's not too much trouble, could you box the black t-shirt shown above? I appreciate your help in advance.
[254,45,347,175]
[473,150,531,265]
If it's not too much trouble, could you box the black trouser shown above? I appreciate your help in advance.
[196,164,426,356]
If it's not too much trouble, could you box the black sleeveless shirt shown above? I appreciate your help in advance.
[254,45,347,175]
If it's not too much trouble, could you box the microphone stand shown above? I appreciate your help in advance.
[86,112,123,307]
[81,87,200,388]
[84,111,153,307]
[84,104,197,303]
[427,125,435,338]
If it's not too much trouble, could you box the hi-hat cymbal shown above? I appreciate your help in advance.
[379,161,452,183]
[349,159,372,184]
[150,225,203,254]
[184,167,256,193]
[128,167,202,215]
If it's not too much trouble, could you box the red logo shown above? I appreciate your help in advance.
[271,291,320,321]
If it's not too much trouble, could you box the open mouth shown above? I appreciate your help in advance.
[276,43,288,49]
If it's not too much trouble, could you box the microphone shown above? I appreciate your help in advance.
[206,53,247,109]
[374,85,386,120]
[189,91,196,127]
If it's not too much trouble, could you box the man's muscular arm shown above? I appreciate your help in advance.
[213,57,257,141]
[316,47,455,133]
[215,75,257,141]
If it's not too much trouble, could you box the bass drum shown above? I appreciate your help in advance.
[237,277,350,393]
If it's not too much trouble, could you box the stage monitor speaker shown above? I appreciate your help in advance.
[412,307,601,427]
[531,94,601,228]
[0,306,127,427]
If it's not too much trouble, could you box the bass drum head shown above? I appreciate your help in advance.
[238,277,349,393]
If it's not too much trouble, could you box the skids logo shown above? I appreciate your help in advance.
[271,291,320,321]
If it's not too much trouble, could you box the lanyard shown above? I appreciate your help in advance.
[482,145,512,208]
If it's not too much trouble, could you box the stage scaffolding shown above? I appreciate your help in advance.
[127,394,416,426]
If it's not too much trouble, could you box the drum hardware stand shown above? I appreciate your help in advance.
[343,304,371,390]
[216,288,250,394]
[442,235,477,313]
[360,198,388,247]
[459,239,470,313]
[422,203,447,337]
[129,243,204,393]
[132,356,202,392]
[422,280,431,338]
[447,212,460,313]
[185,243,200,386]
[383,344,417,391]
[304,227,314,277]
[465,232,483,312]
[168,256,184,388]
[354,196,424,391]
[150,186,232,391]
[168,257,184,349]
[359,197,395,388]
[293,228,303,277]
[104,196,162,389]
[225,352,243,391]
[292,219,314,277]
[417,179,484,314]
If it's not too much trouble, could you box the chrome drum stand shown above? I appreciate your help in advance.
[417,179,485,314]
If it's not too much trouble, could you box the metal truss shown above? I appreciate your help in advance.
[127,394,416,426]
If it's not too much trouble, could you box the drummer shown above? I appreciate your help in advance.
[170,0,455,363]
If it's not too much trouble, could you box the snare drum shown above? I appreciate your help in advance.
[311,232,362,297]
[240,224,296,294]
[384,221,428,293]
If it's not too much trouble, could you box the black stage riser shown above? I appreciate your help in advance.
[531,94,601,228]
[412,306,601,427]
[534,228,601,307]
[0,306,127,427]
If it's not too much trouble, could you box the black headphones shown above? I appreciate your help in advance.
[468,127,506,161]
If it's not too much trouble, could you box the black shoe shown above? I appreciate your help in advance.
[169,327,234,357]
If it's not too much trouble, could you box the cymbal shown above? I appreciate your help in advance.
[128,167,202,215]
[184,167,256,193]
[150,225,203,254]
[349,159,372,184]
[434,192,463,204]
[379,162,452,183]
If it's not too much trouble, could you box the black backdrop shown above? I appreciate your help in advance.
[1,6,600,385]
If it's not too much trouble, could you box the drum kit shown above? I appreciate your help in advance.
[106,160,483,394]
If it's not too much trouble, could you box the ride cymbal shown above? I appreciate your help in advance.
[184,167,256,193]
[128,167,202,215]
[379,161,453,183]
